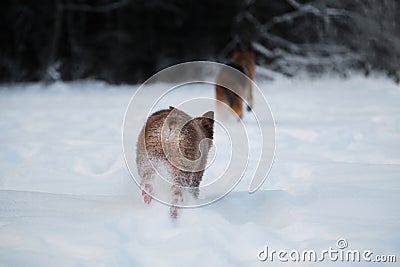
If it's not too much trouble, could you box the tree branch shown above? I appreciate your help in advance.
[252,42,274,58]
[262,0,354,31]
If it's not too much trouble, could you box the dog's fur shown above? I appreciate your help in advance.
[136,106,214,217]
[215,44,255,118]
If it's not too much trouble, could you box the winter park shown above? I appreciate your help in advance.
[1,1,400,266]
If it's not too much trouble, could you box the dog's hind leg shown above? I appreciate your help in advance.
[189,187,200,199]
[170,183,183,218]
[246,82,253,112]
[189,172,201,199]
[140,168,154,204]
[232,94,243,119]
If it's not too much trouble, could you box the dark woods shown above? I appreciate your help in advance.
[1,0,399,84]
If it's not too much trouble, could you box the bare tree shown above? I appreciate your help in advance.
[230,0,399,81]
[42,0,131,83]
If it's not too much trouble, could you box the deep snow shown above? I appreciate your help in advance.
[0,75,399,266]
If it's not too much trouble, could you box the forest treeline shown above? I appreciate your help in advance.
[1,0,399,83]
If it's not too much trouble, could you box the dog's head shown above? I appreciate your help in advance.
[162,107,214,170]
[232,43,255,62]
[167,107,214,141]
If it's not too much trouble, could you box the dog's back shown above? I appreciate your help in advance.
[136,106,214,217]
[215,44,255,118]
[136,107,213,172]
[232,44,255,81]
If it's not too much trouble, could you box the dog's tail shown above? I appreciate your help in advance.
[223,88,234,107]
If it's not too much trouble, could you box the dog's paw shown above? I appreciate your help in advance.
[141,184,153,204]
[170,206,179,218]
[142,193,152,204]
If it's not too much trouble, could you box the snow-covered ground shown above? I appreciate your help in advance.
[0,75,399,266]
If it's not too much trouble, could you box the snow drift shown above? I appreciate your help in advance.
[0,75,399,266]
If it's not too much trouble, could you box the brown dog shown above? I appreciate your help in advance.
[136,106,214,217]
[215,44,255,118]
